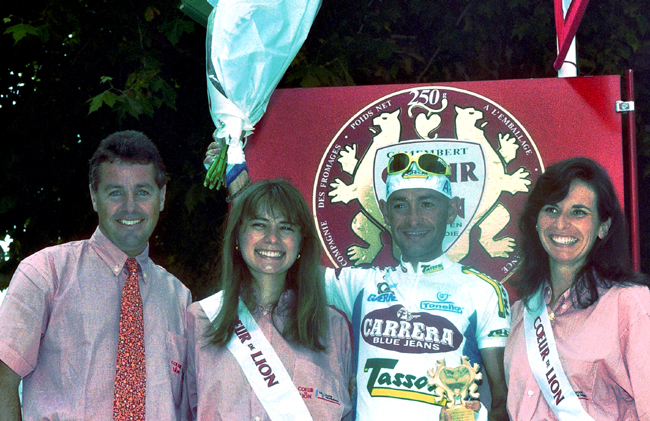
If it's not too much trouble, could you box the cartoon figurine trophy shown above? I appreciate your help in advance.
[427,356,482,420]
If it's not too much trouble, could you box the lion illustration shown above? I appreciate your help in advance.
[450,105,531,260]
[328,108,402,264]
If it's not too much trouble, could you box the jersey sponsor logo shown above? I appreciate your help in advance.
[368,293,398,303]
[420,292,463,314]
[396,307,420,321]
[377,282,394,294]
[368,281,398,302]
[362,305,462,354]
[420,301,463,314]
[363,358,443,406]
[421,263,443,274]
[488,328,509,338]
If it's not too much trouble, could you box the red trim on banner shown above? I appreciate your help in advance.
[623,70,641,270]
[554,0,591,70]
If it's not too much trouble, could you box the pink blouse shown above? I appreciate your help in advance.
[505,283,650,420]
[184,294,353,421]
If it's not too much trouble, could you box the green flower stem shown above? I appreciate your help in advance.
[204,143,229,189]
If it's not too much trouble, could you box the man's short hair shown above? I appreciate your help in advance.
[89,131,166,190]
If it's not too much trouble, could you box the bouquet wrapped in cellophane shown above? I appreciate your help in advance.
[204,0,322,189]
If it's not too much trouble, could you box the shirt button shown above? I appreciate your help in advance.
[527,390,534,396]
[254,417,261,421]
[562,303,568,310]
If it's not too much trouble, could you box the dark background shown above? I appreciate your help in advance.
[2,0,649,299]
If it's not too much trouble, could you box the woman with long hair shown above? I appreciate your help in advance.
[504,157,650,420]
[184,179,352,420]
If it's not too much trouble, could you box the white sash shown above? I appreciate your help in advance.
[523,287,594,421]
[199,293,314,421]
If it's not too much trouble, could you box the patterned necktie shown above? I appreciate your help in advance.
[113,257,146,421]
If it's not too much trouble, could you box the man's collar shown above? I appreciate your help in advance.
[89,227,149,279]
[399,254,451,274]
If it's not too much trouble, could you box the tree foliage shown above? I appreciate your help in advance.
[2,0,650,296]
[1,0,224,298]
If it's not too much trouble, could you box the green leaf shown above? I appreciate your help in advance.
[144,6,160,22]
[158,80,177,109]
[87,93,105,114]
[164,19,195,46]
[87,90,121,114]
[121,94,153,119]
[300,73,321,88]
[4,23,39,44]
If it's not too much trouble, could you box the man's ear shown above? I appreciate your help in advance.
[89,185,98,212]
[447,196,461,224]
[159,185,167,212]
[379,199,389,226]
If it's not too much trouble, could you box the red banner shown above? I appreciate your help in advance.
[245,76,627,295]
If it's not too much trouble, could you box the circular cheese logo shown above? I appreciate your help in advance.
[313,86,543,284]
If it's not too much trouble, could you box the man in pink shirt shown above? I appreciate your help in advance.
[0,131,191,421]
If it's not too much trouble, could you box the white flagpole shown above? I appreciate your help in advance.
[558,0,577,77]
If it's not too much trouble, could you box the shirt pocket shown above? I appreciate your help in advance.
[292,358,346,421]
[165,330,187,408]
[564,357,597,402]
